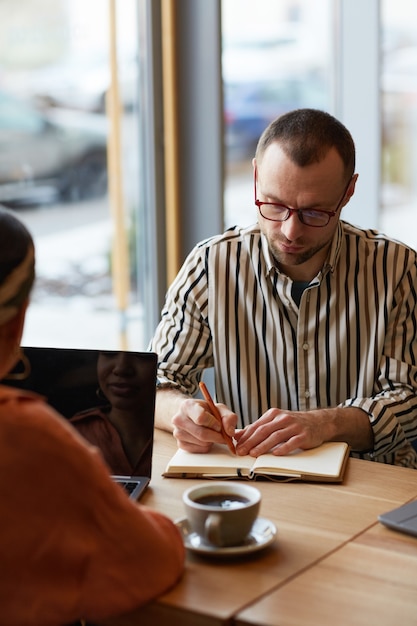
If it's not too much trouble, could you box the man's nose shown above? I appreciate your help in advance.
[280,211,304,240]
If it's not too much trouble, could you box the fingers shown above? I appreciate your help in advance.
[172,429,213,454]
[172,398,237,453]
[217,404,238,438]
[235,409,315,457]
[235,409,283,455]
[236,426,297,457]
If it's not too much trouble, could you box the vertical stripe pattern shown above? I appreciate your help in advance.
[151,222,417,467]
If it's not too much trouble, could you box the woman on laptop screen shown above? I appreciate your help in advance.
[70,350,154,476]
[0,207,184,625]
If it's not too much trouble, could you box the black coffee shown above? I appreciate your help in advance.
[194,493,250,509]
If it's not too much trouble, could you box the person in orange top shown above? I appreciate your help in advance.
[0,207,185,626]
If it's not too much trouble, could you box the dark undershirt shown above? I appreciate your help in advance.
[291,281,310,307]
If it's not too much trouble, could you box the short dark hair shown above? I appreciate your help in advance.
[0,206,35,310]
[255,108,355,180]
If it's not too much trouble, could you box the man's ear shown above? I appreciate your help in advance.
[339,173,358,211]
[346,173,359,202]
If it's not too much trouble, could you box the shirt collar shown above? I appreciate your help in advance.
[69,405,110,424]
[326,220,344,273]
[260,231,276,275]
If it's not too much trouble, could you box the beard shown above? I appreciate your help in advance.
[267,234,332,268]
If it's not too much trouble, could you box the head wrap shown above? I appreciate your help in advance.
[0,244,35,325]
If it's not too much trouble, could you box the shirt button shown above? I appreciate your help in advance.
[302,343,309,350]
[305,391,310,398]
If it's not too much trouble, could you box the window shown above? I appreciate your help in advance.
[222,0,333,229]
[222,0,417,252]
[0,0,149,350]
[381,0,417,249]
[3,1,415,354]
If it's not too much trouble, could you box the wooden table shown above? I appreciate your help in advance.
[235,519,417,626]
[100,430,417,626]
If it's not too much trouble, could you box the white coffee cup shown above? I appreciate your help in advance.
[183,481,261,547]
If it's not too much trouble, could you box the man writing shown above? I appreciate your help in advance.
[150,108,417,467]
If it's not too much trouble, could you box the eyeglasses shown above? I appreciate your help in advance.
[254,171,352,228]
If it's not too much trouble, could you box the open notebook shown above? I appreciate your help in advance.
[164,441,350,483]
[6,346,157,500]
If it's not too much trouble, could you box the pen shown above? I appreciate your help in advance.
[199,381,236,455]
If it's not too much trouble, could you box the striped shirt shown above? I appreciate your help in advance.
[150,221,417,467]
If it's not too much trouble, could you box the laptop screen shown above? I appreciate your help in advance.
[5,347,157,498]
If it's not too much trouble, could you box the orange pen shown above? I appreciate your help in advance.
[199,381,236,455]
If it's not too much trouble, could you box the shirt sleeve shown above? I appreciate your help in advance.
[150,244,213,396]
[339,251,417,462]
[0,395,185,625]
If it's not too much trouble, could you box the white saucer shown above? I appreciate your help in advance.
[175,516,277,557]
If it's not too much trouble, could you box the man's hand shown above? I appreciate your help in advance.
[172,398,238,453]
[234,406,373,457]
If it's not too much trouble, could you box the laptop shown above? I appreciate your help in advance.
[6,347,157,500]
[378,500,417,538]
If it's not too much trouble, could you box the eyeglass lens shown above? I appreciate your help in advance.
[258,204,331,226]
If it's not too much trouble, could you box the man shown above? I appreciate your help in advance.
[150,108,417,468]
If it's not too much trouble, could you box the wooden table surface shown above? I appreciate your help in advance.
[100,430,417,626]
[235,510,417,626]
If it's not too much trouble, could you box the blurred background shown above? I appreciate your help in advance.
[0,0,415,350]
